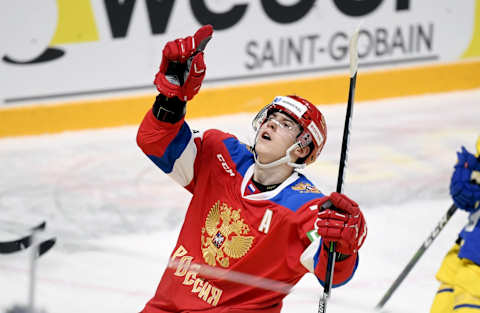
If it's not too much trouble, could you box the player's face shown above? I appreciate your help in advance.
[255,112,300,163]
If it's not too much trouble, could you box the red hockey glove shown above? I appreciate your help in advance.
[154,25,213,101]
[314,192,367,255]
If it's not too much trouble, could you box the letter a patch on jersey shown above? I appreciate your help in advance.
[258,209,273,234]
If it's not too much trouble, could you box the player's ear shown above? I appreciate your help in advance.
[294,146,310,159]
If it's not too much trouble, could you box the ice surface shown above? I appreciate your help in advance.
[0,89,479,313]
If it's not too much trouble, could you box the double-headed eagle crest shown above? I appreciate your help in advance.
[201,201,254,268]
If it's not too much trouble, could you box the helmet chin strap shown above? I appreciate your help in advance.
[253,140,306,170]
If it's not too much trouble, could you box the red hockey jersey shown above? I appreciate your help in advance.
[137,109,359,313]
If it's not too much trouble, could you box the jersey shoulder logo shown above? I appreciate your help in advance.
[201,201,254,267]
[216,154,235,177]
[291,182,321,194]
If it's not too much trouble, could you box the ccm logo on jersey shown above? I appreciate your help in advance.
[217,154,235,176]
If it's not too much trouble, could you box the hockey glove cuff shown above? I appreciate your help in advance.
[152,94,186,124]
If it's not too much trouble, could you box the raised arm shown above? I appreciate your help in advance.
[137,25,213,191]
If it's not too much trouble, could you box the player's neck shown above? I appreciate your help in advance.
[253,164,294,186]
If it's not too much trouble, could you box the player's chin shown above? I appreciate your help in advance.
[255,150,279,164]
[254,141,271,155]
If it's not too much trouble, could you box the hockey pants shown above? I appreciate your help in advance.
[430,244,480,313]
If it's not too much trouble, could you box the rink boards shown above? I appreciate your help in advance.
[0,59,479,137]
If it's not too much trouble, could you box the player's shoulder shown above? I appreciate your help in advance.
[200,129,254,175]
[202,128,231,140]
[270,173,325,212]
[201,129,250,152]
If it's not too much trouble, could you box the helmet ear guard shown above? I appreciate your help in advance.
[252,95,327,168]
[297,132,312,149]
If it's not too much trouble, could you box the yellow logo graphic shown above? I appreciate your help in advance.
[291,182,321,194]
[462,0,480,58]
[3,0,98,64]
[51,0,99,45]
[201,201,254,268]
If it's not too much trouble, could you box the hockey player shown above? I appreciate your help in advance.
[430,142,480,313]
[137,25,367,313]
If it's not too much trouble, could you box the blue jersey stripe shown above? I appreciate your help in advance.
[270,176,324,212]
[222,137,253,177]
[331,256,358,288]
[147,122,192,174]
[313,239,322,271]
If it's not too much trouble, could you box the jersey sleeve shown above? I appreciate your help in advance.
[458,210,480,265]
[136,108,236,194]
[296,200,359,287]
[136,108,201,192]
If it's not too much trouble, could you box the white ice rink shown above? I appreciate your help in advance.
[0,89,479,313]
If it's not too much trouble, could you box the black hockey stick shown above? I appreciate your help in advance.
[318,28,360,313]
[375,203,457,309]
[0,234,56,257]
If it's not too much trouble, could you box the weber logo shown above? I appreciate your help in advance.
[217,154,235,177]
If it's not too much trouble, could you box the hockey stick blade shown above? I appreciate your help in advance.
[0,234,56,257]
[349,28,360,78]
[0,220,46,254]
[37,237,56,257]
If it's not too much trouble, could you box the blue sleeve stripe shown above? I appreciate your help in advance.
[222,137,253,176]
[314,239,359,288]
[313,239,323,270]
[146,122,192,174]
[437,288,454,294]
[332,256,359,288]
[314,240,326,287]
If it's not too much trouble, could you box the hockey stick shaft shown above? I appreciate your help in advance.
[167,258,293,294]
[375,203,457,309]
[318,29,359,313]
[29,232,38,312]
